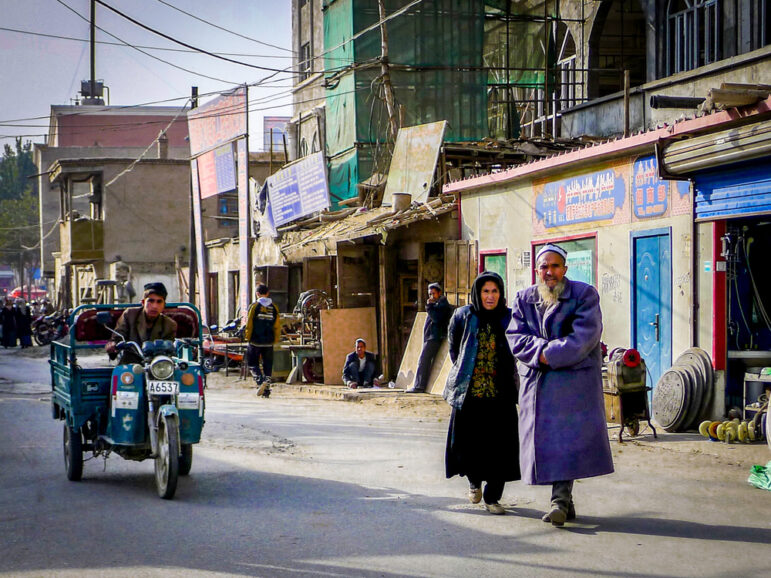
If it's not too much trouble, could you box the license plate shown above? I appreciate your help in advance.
[147,381,178,395]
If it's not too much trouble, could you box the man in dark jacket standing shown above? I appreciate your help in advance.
[406,283,452,393]
[244,284,281,396]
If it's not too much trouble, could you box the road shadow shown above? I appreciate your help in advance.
[2,396,768,578]
[9,454,769,578]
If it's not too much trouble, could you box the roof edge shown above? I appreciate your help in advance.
[444,95,771,194]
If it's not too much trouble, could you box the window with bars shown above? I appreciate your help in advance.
[739,0,770,52]
[217,194,238,228]
[667,0,721,75]
[299,42,312,81]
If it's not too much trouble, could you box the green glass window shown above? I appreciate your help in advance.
[481,253,507,286]
[533,237,596,286]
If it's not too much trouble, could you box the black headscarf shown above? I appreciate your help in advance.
[469,271,508,321]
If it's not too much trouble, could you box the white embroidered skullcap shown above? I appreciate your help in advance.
[536,243,568,263]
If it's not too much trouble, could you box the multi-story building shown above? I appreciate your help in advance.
[282,0,771,401]
[444,0,771,418]
[34,104,192,307]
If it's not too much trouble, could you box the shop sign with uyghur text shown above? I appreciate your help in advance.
[266,152,330,227]
[187,86,247,158]
[533,156,691,234]
[534,161,629,234]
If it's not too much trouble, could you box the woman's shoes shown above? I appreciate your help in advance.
[484,502,506,515]
[468,488,482,504]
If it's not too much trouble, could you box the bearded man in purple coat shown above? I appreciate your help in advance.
[507,244,613,527]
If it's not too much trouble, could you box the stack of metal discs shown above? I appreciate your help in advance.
[652,348,714,432]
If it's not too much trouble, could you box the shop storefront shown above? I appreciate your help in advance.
[454,147,693,391]
[663,113,771,414]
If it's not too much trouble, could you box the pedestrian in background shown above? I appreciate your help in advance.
[342,338,378,389]
[1,298,18,348]
[15,298,33,348]
[507,244,614,527]
[443,271,520,515]
[406,283,452,393]
[244,284,281,397]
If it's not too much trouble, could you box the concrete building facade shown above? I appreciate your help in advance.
[443,0,771,418]
[34,105,190,288]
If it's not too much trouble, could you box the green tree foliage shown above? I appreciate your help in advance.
[0,138,38,201]
[0,139,40,264]
[0,191,40,262]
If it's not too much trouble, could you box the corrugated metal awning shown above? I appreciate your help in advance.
[279,196,457,257]
[661,117,771,175]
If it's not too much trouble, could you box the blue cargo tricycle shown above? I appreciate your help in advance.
[50,303,206,499]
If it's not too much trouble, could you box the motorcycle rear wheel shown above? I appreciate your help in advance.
[154,416,179,499]
[34,323,54,346]
[63,424,83,481]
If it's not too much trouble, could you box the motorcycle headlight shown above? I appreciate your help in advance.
[150,357,175,380]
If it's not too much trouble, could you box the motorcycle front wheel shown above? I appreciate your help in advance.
[154,416,179,499]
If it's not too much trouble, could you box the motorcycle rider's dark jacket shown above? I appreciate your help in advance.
[110,307,177,364]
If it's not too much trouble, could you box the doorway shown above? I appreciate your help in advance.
[207,272,219,327]
[631,229,672,392]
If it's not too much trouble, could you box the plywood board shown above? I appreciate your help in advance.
[427,342,452,396]
[394,313,427,389]
[321,307,377,385]
[382,121,447,205]
[395,312,451,396]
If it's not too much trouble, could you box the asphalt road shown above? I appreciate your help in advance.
[1,348,770,577]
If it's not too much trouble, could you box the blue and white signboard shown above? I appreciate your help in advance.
[266,151,330,227]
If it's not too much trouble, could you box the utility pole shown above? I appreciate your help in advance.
[18,233,24,300]
[90,0,96,100]
[188,86,198,304]
[269,129,274,175]
[377,0,400,140]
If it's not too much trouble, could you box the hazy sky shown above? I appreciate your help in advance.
[0,0,294,152]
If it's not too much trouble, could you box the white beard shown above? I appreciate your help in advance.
[537,277,566,306]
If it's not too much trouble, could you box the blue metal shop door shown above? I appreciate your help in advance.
[632,230,672,393]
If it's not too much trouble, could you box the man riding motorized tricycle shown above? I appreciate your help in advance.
[50,282,206,499]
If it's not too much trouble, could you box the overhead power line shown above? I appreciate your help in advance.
[95,0,302,75]
[0,85,369,141]
[103,101,190,189]
[154,0,294,55]
[0,25,295,59]
[54,0,243,85]
[2,0,427,142]
[0,76,292,125]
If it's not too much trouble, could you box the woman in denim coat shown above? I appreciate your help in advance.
[443,271,520,515]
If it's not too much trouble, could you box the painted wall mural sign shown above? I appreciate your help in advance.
[632,156,668,218]
[533,156,692,234]
[632,155,691,220]
[533,160,629,235]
